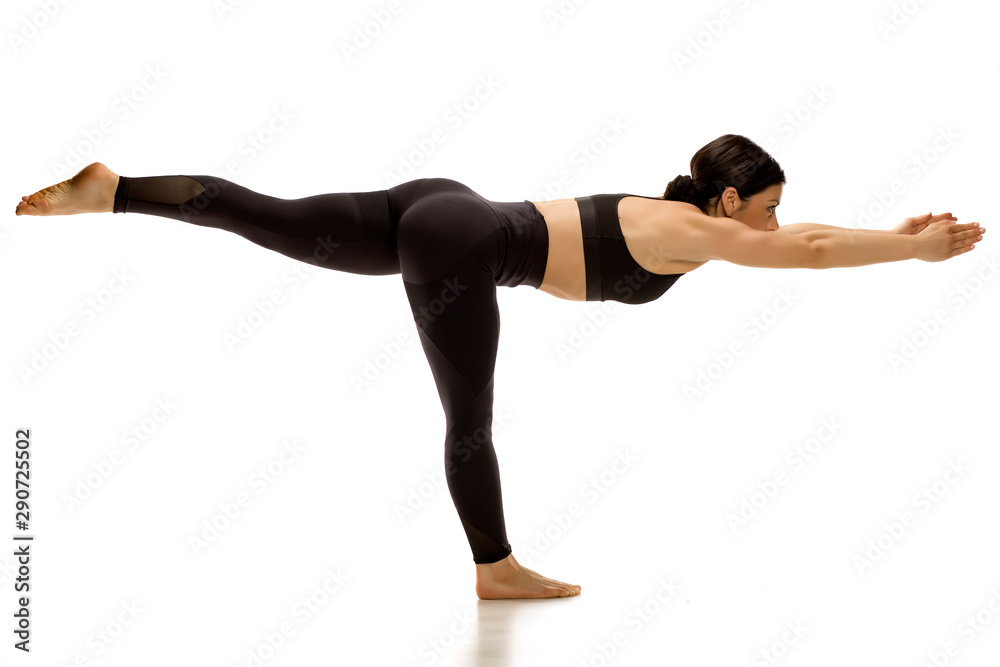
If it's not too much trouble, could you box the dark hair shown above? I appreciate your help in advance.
[663,134,785,214]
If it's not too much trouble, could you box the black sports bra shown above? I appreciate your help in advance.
[574,194,684,305]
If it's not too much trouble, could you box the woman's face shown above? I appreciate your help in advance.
[716,183,783,232]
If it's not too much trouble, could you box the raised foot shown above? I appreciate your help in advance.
[16,162,119,216]
[475,553,581,600]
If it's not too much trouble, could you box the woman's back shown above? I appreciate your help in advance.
[531,195,708,302]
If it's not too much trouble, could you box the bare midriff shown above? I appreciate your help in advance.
[530,196,709,301]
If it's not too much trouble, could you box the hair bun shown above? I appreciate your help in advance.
[664,174,697,204]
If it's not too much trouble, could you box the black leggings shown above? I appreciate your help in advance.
[113,174,550,564]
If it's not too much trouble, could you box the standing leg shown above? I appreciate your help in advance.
[394,182,513,564]
[393,183,581,598]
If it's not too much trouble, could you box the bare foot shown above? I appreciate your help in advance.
[16,162,119,216]
[476,553,581,599]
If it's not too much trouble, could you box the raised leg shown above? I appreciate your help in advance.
[17,163,401,276]
[115,173,401,275]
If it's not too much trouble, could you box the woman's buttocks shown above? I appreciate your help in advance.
[393,183,503,285]
[387,177,476,218]
[390,179,548,288]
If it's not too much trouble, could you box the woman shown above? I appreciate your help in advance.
[15,134,984,599]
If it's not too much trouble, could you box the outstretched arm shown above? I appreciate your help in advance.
[777,223,892,235]
[776,212,957,235]
[803,218,984,268]
[673,209,984,269]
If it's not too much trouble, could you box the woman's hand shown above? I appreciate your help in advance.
[892,212,956,235]
[914,218,985,262]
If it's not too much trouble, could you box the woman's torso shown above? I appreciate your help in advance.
[530,195,709,301]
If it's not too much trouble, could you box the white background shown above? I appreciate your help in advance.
[1,0,998,665]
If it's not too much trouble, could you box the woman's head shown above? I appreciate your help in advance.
[664,134,786,230]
